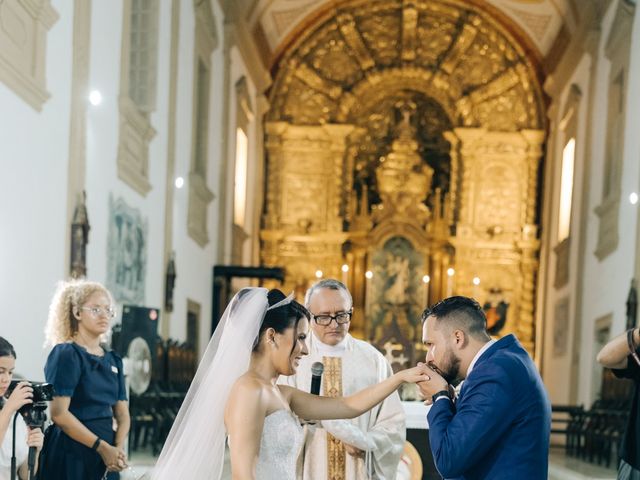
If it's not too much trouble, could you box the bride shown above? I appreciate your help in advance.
[148,288,429,479]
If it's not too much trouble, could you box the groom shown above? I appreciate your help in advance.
[417,296,551,480]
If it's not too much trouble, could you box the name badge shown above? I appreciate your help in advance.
[111,365,119,374]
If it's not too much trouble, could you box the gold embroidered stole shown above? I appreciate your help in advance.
[323,356,346,480]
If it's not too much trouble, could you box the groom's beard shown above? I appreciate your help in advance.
[432,347,462,386]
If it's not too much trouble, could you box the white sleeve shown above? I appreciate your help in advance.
[320,419,376,451]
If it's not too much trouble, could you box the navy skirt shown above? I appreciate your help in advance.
[38,417,119,480]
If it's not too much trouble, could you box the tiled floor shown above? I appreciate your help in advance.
[127,447,617,479]
[548,449,616,480]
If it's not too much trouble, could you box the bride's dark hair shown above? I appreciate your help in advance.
[252,289,309,352]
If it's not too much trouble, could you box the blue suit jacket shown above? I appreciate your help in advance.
[427,334,551,480]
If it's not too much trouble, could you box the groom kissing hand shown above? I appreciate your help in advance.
[417,296,551,480]
[415,362,451,406]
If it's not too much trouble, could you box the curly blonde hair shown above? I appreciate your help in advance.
[44,279,114,346]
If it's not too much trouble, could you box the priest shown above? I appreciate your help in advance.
[282,279,405,479]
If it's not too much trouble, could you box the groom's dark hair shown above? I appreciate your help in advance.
[421,296,489,341]
[252,289,310,352]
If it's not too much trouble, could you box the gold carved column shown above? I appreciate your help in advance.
[261,122,360,295]
[447,128,544,354]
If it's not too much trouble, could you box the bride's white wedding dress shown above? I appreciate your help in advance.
[254,410,304,479]
[147,289,304,479]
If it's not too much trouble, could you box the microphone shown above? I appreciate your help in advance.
[310,362,324,395]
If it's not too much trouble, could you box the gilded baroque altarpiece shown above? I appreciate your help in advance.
[261,0,546,362]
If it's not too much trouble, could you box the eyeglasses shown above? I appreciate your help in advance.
[81,306,116,319]
[312,310,352,326]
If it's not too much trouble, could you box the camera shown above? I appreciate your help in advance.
[5,380,54,428]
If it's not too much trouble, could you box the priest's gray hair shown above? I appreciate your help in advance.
[304,279,353,309]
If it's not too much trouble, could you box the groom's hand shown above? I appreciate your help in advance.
[416,363,448,404]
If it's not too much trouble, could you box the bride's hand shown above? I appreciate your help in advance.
[398,364,432,384]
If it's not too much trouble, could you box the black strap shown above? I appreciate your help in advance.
[627,328,640,367]
[431,389,452,403]
[91,437,102,451]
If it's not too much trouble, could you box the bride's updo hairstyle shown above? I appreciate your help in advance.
[252,289,310,352]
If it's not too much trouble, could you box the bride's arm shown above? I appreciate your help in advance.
[224,378,268,480]
[282,364,430,421]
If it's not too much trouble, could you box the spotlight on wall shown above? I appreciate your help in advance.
[447,268,455,277]
[630,192,639,205]
[315,270,323,279]
[365,270,373,279]
[341,264,349,273]
[89,90,103,106]
[175,177,185,189]
[422,275,430,284]
[473,277,481,285]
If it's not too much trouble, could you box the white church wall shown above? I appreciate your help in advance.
[0,0,73,380]
[578,1,640,406]
[169,0,225,353]
[541,54,592,404]
[0,0,229,381]
[84,0,169,335]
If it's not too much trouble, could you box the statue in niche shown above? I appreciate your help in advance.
[70,191,90,279]
[626,278,638,330]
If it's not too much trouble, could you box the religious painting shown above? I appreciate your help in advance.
[482,288,509,336]
[107,194,147,304]
[369,236,424,347]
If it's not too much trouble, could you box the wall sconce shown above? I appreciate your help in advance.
[70,191,90,279]
[165,252,177,312]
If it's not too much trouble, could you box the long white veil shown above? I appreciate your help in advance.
[147,287,269,479]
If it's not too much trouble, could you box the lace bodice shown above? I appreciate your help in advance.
[256,409,304,479]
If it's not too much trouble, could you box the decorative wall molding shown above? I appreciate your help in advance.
[117,96,156,196]
[554,238,570,288]
[593,1,634,260]
[0,0,59,111]
[604,0,635,61]
[116,0,160,196]
[594,194,620,260]
[235,76,254,130]
[187,171,215,248]
[231,223,249,264]
[195,0,218,54]
[187,0,219,247]
[553,296,570,357]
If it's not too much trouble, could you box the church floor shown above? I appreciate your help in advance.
[124,447,616,479]
[548,449,616,480]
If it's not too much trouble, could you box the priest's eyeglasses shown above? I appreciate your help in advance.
[312,310,353,326]
[81,306,116,319]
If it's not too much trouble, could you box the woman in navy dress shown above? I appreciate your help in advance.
[39,280,130,479]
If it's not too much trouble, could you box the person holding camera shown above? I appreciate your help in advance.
[38,280,130,480]
[0,337,44,480]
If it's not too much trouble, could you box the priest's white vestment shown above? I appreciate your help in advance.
[281,332,406,480]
